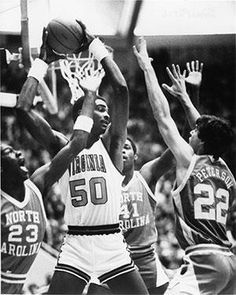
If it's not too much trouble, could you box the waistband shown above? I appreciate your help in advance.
[67,223,121,235]
[1,271,26,284]
[185,244,233,256]
[129,244,155,259]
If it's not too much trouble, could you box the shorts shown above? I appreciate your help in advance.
[55,232,135,284]
[166,244,236,295]
[131,245,169,289]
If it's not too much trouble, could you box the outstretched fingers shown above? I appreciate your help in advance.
[187,60,203,73]
[199,62,204,73]
[166,66,176,83]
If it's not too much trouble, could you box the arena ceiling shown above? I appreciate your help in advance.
[0,0,235,49]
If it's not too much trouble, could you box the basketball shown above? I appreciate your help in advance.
[46,18,85,54]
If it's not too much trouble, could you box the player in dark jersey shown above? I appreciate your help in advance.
[15,25,149,295]
[134,37,236,295]
[1,79,98,294]
[87,60,204,295]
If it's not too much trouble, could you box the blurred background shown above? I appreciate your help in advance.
[1,0,236,293]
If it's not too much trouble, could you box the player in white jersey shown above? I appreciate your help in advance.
[1,76,97,294]
[87,137,172,295]
[16,24,148,294]
[134,37,236,295]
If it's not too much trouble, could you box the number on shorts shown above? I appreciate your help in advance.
[194,183,229,224]
[69,177,108,207]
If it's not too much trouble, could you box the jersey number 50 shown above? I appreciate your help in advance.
[194,183,229,225]
[69,177,108,207]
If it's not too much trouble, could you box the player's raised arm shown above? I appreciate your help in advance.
[16,28,66,156]
[82,29,129,170]
[30,78,98,194]
[162,64,201,129]
[133,37,193,168]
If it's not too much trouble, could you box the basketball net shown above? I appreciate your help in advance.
[59,46,113,104]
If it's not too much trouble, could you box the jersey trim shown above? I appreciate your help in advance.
[136,172,157,203]
[185,244,234,256]
[25,179,48,224]
[98,261,135,283]
[1,186,30,208]
[171,154,197,196]
[100,137,125,177]
[55,263,90,283]
[1,271,26,284]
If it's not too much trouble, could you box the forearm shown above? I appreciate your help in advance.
[179,92,200,129]
[101,57,128,95]
[143,65,171,125]
[16,77,39,111]
[15,108,62,156]
[187,85,200,109]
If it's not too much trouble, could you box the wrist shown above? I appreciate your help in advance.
[89,38,109,62]
[73,115,94,133]
[27,58,48,82]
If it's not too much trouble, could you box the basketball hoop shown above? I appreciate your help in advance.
[0,48,24,68]
[59,46,113,104]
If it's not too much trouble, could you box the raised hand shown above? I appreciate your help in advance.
[185,60,203,88]
[75,20,95,53]
[162,64,187,98]
[39,27,64,64]
[133,37,153,71]
[80,75,102,94]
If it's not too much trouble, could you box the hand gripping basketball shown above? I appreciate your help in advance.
[39,27,65,64]
[74,20,95,53]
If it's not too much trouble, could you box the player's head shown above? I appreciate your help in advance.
[189,115,234,159]
[72,95,110,135]
[1,143,29,183]
[122,137,138,173]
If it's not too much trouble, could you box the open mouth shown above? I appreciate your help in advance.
[18,158,28,174]
[101,120,109,127]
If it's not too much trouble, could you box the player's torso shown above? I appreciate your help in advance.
[1,180,47,282]
[172,155,236,249]
[60,139,124,226]
[120,171,157,248]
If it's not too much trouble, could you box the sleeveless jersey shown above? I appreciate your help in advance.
[1,179,47,293]
[119,171,157,249]
[59,138,124,226]
[172,154,236,250]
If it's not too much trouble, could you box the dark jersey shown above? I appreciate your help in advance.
[172,155,236,250]
[119,171,157,250]
[1,179,47,294]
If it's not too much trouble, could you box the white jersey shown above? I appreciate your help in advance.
[59,138,124,226]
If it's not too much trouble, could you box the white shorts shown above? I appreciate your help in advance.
[56,232,135,283]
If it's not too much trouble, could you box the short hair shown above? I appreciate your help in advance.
[127,137,137,155]
[72,95,107,122]
[196,115,234,160]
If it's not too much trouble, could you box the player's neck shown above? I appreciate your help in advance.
[123,168,134,186]
[86,134,100,148]
[1,182,26,202]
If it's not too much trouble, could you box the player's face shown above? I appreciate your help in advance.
[189,128,201,152]
[92,99,110,134]
[122,139,136,173]
[1,144,29,181]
